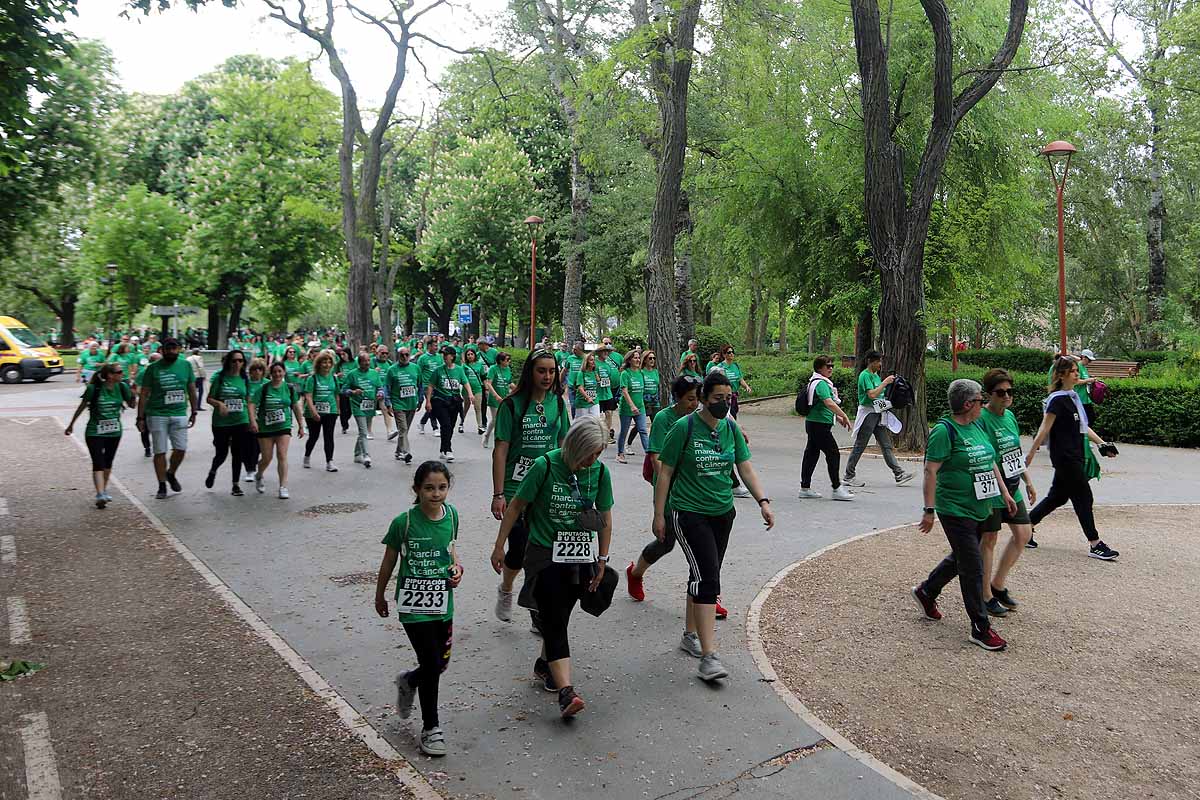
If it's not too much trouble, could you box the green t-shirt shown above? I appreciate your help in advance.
[619,369,644,416]
[82,382,129,437]
[485,364,512,408]
[925,416,1000,521]
[807,380,835,425]
[343,366,382,417]
[659,413,751,516]
[977,407,1025,505]
[430,364,468,401]
[385,362,421,411]
[141,358,195,417]
[381,505,459,624]
[857,369,882,409]
[495,394,572,500]
[255,381,296,433]
[514,450,614,549]
[209,372,250,427]
[641,369,660,403]
[570,369,599,407]
[417,351,442,384]
[303,372,340,416]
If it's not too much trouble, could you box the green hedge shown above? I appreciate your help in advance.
[957,347,1055,374]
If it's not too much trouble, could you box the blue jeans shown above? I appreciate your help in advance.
[618,412,648,455]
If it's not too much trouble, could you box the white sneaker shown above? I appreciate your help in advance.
[278,487,289,499]
[731,486,752,498]
[326,462,338,472]
[495,585,514,622]
[302,456,311,469]
[444,452,455,462]
[797,487,823,499]
[843,475,866,487]
[832,485,856,501]
[255,473,265,494]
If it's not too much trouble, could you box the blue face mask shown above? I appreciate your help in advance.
[707,400,730,419]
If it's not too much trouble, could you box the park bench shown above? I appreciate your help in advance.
[1087,359,1140,378]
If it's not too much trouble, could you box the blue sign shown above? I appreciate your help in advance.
[457,303,473,324]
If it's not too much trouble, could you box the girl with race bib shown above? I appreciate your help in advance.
[374,460,463,757]
[65,362,137,509]
[204,350,253,495]
[248,361,305,499]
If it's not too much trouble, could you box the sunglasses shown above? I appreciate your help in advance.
[991,388,1013,397]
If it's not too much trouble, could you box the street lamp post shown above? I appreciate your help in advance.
[524,215,544,348]
[1040,140,1077,356]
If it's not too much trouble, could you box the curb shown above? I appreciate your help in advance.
[745,522,946,800]
[57,419,443,800]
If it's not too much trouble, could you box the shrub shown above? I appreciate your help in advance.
[957,347,1055,374]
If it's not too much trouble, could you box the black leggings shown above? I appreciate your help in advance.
[210,424,250,482]
[400,620,453,730]
[673,508,735,604]
[532,564,588,663]
[801,420,840,489]
[431,396,461,453]
[304,414,337,461]
[503,513,530,571]
[1029,459,1099,542]
[641,505,677,565]
[86,435,120,471]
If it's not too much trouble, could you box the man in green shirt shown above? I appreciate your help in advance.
[387,347,422,462]
[135,338,198,499]
[842,350,913,488]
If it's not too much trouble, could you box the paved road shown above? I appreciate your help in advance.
[4,376,1194,800]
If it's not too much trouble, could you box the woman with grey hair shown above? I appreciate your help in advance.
[490,416,614,719]
[912,378,1016,651]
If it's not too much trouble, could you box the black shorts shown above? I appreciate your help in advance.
[599,399,618,412]
[982,498,1031,532]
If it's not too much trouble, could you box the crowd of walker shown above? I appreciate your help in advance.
[62,331,1122,756]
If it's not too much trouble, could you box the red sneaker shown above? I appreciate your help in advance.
[715,597,728,620]
[911,586,942,621]
[626,562,645,601]
[970,627,1007,651]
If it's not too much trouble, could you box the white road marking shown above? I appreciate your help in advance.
[19,712,64,800]
[1,534,15,565]
[8,596,31,645]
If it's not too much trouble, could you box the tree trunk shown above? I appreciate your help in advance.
[561,147,589,344]
[1145,99,1167,346]
[777,295,788,355]
[855,305,874,371]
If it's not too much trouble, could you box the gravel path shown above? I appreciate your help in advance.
[760,505,1200,800]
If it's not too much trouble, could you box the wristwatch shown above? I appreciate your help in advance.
[922,507,935,515]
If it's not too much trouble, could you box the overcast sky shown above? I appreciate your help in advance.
[70,0,511,110]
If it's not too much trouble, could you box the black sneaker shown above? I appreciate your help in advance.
[558,685,584,718]
[1088,541,1119,561]
[991,586,1018,609]
[205,470,216,489]
[155,483,167,500]
[985,597,1009,617]
[533,658,557,693]
[1025,537,1039,549]
[231,484,244,497]
[166,472,182,493]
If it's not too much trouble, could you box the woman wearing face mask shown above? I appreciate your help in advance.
[490,417,613,718]
[652,372,774,683]
[626,375,700,601]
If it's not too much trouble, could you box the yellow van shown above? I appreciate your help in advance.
[0,316,64,383]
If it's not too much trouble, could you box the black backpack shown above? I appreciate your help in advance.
[794,378,819,416]
[886,375,914,410]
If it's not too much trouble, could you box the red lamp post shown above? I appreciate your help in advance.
[1040,140,1077,356]
[524,215,543,347]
